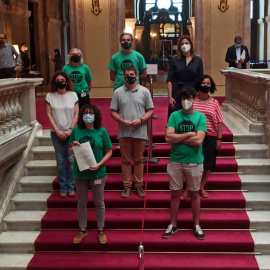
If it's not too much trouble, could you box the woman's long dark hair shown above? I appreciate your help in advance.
[49,71,74,92]
[77,104,102,129]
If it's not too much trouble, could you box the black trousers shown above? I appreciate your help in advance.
[77,93,90,109]
[0,67,16,79]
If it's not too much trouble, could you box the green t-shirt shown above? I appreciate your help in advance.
[166,110,207,164]
[69,126,112,180]
[62,64,93,95]
[108,50,147,90]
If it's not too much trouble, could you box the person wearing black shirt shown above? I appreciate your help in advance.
[167,35,203,118]
[19,42,30,75]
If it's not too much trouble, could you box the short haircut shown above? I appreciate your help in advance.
[179,87,197,99]
[54,48,60,54]
[120,32,133,42]
[124,66,137,75]
[77,104,102,129]
[195,74,217,94]
[234,36,242,41]
[177,35,194,59]
[20,42,26,48]
[0,33,6,39]
[49,71,74,92]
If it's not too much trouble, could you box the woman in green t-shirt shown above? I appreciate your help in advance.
[69,104,112,245]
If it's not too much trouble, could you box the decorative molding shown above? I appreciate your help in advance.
[3,4,31,18]
[77,0,85,59]
[235,0,243,37]
[47,17,63,27]
[265,16,270,23]
[109,0,117,58]
[203,0,211,75]
[218,0,229,12]
[91,0,102,16]
[257,18,264,25]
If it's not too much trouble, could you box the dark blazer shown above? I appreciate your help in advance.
[225,44,250,69]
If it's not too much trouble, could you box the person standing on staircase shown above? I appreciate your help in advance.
[110,66,154,198]
[163,87,207,240]
[180,75,224,200]
[69,104,113,245]
[46,71,79,198]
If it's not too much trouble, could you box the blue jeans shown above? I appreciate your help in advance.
[51,132,74,193]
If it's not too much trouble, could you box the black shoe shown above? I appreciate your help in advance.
[162,224,178,239]
[194,225,205,240]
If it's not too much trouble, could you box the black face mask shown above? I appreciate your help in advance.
[121,42,132,50]
[125,76,136,85]
[71,55,81,63]
[200,85,211,93]
[55,81,67,89]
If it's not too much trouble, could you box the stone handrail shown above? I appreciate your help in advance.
[0,78,43,136]
[220,69,270,130]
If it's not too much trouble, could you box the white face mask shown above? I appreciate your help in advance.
[181,44,191,53]
[182,99,193,110]
[24,47,28,50]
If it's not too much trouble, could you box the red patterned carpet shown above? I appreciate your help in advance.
[29,97,259,270]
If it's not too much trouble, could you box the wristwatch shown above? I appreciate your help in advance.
[140,118,144,124]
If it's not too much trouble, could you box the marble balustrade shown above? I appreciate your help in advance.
[0,78,43,137]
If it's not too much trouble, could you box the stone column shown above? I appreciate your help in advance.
[0,1,3,33]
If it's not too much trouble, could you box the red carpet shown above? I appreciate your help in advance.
[28,97,259,270]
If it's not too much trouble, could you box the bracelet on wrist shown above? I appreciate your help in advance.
[217,138,222,141]
[98,163,102,167]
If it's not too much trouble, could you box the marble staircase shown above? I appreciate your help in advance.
[0,110,270,269]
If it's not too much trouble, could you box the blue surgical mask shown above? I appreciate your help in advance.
[83,114,95,124]
[235,44,241,48]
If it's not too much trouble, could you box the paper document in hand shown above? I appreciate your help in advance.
[241,50,246,60]
[72,142,97,171]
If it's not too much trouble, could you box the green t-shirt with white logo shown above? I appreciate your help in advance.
[62,64,92,95]
[108,50,147,90]
[69,126,112,180]
[166,109,207,164]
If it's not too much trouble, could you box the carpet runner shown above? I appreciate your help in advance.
[28,98,259,270]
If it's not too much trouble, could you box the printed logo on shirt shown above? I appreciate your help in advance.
[176,120,196,134]
[79,136,95,148]
[69,71,83,83]
[120,60,133,70]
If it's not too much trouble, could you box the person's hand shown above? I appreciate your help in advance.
[122,119,132,126]
[56,130,67,140]
[14,66,19,71]
[235,60,239,64]
[70,141,80,147]
[240,59,245,64]
[64,129,72,137]
[89,165,100,171]
[216,140,222,150]
[189,132,196,137]
[168,97,176,110]
[130,119,141,127]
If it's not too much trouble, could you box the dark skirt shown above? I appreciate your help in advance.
[203,136,218,171]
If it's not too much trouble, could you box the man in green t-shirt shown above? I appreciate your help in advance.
[162,87,207,241]
[108,32,147,91]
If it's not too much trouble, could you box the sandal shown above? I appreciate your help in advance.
[180,189,189,200]
[200,188,209,198]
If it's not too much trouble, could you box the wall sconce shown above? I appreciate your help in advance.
[218,0,229,12]
[91,0,102,16]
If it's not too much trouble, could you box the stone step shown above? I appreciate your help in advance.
[241,175,270,192]
[19,176,55,192]
[3,211,46,231]
[0,253,34,270]
[0,231,39,253]
[25,160,56,176]
[235,144,269,159]
[237,159,270,175]
[11,193,50,210]
[247,211,270,231]
[25,159,270,176]
[252,232,270,255]
[243,192,270,210]
[32,144,269,160]
[255,255,270,270]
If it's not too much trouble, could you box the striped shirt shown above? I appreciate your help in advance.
[194,98,224,137]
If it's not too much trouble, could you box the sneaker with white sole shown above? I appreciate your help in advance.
[194,225,205,240]
[162,224,178,239]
